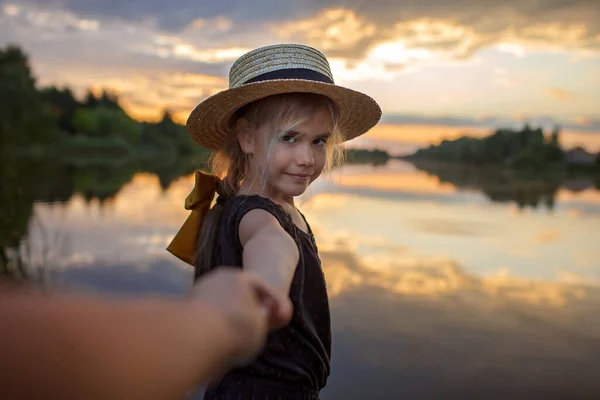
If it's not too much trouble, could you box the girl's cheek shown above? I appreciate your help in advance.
[317,149,327,166]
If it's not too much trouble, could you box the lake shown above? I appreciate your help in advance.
[14,159,600,399]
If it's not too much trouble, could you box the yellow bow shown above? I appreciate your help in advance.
[167,170,221,266]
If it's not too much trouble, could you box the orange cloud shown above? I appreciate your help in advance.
[557,188,600,204]
[547,87,574,101]
[558,130,600,152]
[366,123,490,145]
[98,73,226,123]
[575,116,596,126]
[339,171,457,195]
[272,5,600,66]
[536,230,561,243]
[320,250,596,307]
[364,123,600,153]
[273,8,377,55]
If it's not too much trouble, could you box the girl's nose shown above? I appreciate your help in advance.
[296,144,314,167]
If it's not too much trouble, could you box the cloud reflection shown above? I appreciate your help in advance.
[320,247,600,399]
[321,247,598,308]
[54,247,600,399]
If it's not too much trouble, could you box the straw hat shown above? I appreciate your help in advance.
[186,44,382,150]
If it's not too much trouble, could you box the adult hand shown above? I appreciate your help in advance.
[191,268,293,364]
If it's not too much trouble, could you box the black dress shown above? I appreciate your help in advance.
[203,195,331,400]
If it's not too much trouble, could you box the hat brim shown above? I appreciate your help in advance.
[186,79,382,150]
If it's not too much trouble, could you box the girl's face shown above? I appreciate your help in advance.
[242,107,332,200]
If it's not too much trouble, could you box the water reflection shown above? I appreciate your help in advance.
[4,159,598,284]
[52,249,600,399]
[299,192,600,284]
[326,276,600,399]
[0,155,201,277]
[2,155,598,398]
[3,156,600,278]
[408,159,600,211]
[58,258,193,295]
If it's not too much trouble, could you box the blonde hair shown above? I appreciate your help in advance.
[193,92,345,278]
[211,92,345,197]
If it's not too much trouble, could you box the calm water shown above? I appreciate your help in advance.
[21,160,600,399]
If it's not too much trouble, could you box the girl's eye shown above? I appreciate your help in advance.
[281,135,296,143]
[314,138,327,146]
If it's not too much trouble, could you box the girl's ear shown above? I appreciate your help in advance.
[236,118,254,155]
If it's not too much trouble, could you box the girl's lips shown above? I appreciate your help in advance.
[286,173,311,181]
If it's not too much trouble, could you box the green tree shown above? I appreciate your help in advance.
[407,124,573,174]
[97,90,121,109]
[73,106,142,143]
[40,86,80,135]
[543,126,565,163]
[83,90,100,108]
[141,110,196,155]
[0,45,56,149]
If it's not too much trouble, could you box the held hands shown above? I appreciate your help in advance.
[191,268,293,365]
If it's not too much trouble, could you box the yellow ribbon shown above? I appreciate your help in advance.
[167,170,221,266]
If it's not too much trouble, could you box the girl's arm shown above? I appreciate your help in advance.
[239,209,300,294]
[0,269,291,400]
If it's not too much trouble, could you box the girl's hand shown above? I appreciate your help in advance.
[191,268,292,365]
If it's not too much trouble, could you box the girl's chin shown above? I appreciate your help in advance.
[277,183,309,198]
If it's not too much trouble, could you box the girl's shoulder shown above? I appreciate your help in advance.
[221,194,292,232]
[223,195,316,243]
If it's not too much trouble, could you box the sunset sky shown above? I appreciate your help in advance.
[2,0,599,154]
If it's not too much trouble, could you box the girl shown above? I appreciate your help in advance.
[168,43,381,399]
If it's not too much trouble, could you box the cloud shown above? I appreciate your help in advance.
[536,229,561,243]
[406,217,498,237]
[325,262,600,399]
[7,0,600,59]
[381,113,600,133]
[139,37,249,64]
[273,8,378,59]
[8,0,317,32]
[1,3,101,32]
[58,258,192,295]
[3,1,599,127]
[270,1,600,62]
[336,170,458,195]
[111,72,227,121]
[1,5,235,71]
[382,114,505,128]
[320,247,598,306]
[548,87,575,101]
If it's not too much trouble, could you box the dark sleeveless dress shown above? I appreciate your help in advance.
[203,195,331,400]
